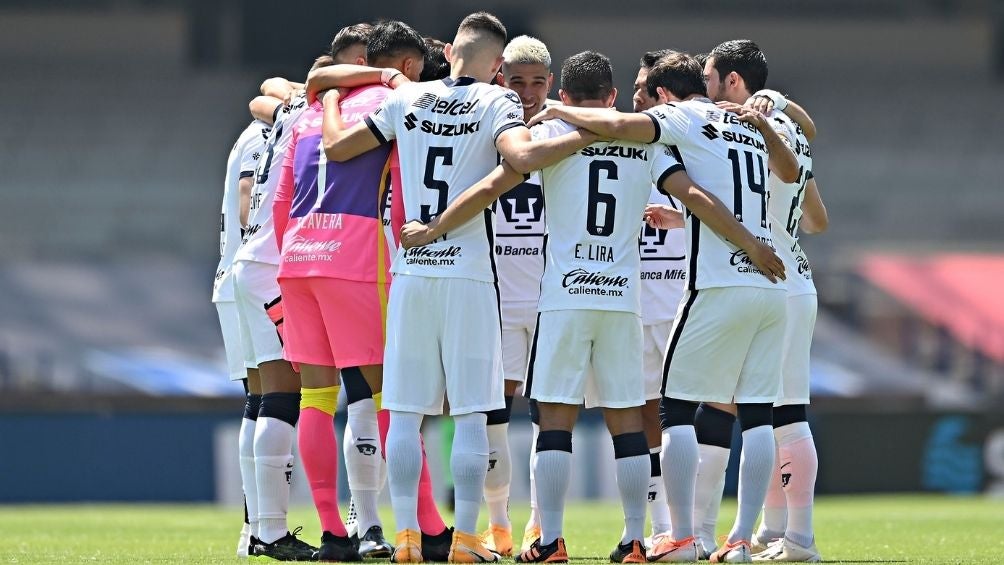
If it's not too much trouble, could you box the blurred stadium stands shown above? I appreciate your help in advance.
[0,0,1002,499]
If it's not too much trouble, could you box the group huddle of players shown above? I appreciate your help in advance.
[212,10,828,565]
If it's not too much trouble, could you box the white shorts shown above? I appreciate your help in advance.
[232,260,285,368]
[501,301,537,383]
[777,294,817,406]
[383,275,505,415]
[215,301,247,381]
[663,287,786,404]
[528,309,645,409]
[643,321,673,402]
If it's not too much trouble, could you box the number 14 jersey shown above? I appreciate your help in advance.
[533,119,682,315]
[643,99,781,291]
[366,76,526,283]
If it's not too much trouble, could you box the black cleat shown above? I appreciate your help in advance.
[608,539,646,563]
[358,525,394,559]
[515,537,568,563]
[319,530,362,562]
[253,526,319,561]
[248,535,261,557]
[421,526,454,562]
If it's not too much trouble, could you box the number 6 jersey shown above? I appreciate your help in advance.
[643,99,782,291]
[533,118,682,315]
[365,76,526,283]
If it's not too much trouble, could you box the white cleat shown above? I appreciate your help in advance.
[752,537,821,562]
[750,530,781,555]
[237,522,252,558]
[709,540,752,563]
[697,537,715,560]
[647,534,699,562]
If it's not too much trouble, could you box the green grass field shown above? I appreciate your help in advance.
[0,496,1001,564]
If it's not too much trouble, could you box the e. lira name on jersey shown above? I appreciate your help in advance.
[533,119,683,314]
[236,96,309,266]
[643,99,780,291]
[365,76,525,283]
[766,110,815,296]
[213,119,270,302]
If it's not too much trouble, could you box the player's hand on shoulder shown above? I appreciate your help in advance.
[749,89,787,113]
[527,106,561,128]
[746,241,786,284]
[643,204,684,230]
[400,220,433,250]
[715,101,745,114]
[321,89,341,106]
[735,106,769,130]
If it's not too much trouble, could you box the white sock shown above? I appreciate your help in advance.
[239,416,258,537]
[387,411,423,532]
[484,422,512,528]
[452,412,489,535]
[648,448,672,537]
[616,453,651,544]
[254,417,295,544]
[700,466,727,550]
[535,448,571,545]
[662,426,698,539]
[694,444,730,544]
[345,398,382,534]
[526,422,541,531]
[728,425,775,544]
[776,422,817,548]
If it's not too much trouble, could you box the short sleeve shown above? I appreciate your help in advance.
[239,126,268,178]
[642,103,691,145]
[491,88,528,142]
[769,114,797,151]
[364,90,399,144]
[651,144,685,190]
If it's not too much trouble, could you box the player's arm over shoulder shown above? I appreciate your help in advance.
[798,175,828,234]
[321,88,393,162]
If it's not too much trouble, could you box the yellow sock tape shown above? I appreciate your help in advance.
[300,385,340,416]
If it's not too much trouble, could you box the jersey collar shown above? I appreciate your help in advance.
[442,76,477,87]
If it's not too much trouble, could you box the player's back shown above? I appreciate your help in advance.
[279,85,394,281]
[645,98,777,291]
[365,77,525,282]
[766,110,815,294]
[535,119,676,315]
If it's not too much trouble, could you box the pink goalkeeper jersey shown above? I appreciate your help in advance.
[274,85,395,282]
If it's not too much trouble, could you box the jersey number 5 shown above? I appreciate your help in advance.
[421,147,452,223]
[586,160,618,237]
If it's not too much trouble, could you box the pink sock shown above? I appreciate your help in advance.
[779,435,817,547]
[760,448,787,536]
[378,409,446,535]
[298,407,346,536]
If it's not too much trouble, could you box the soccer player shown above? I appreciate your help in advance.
[630,49,686,544]
[529,50,796,562]
[697,39,824,563]
[214,116,270,558]
[488,34,554,556]
[273,20,428,562]
[234,28,369,562]
[321,11,596,562]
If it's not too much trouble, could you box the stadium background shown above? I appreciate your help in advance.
[0,0,1002,508]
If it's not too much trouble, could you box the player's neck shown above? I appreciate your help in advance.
[449,59,492,84]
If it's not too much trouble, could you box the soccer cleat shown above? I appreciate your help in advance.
[750,531,781,555]
[697,537,716,560]
[515,537,568,563]
[479,524,514,557]
[238,523,252,558]
[751,537,821,563]
[319,531,362,562]
[521,525,542,553]
[356,525,393,558]
[709,540,752,563]
[391,529,424,563]
[609,539,646,563]
[647,535,698,562]
[422,527,454,562]
[448,530,501,563]
[252,527,319,561]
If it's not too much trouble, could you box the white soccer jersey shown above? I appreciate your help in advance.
[639,186,687,324]
[235,96,309,266]
[767,110,816,296]
[643,98,780,291]
[212,119,270,303]
[365,76,526,282]
[534,119,683,315]
[494,171,545,304]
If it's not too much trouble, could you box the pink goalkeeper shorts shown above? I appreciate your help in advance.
[278,276,389,368]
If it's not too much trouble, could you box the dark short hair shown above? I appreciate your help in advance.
[646,51,707,99]
[639,49,674,70]
[330,23,373,59]
[420,37,450,81]
[457,11,507,45]
[709,39,767,94]
[560,51,614,103]
[366,20,427,65]
[693,52,709,67]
